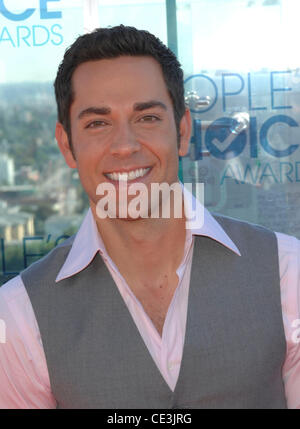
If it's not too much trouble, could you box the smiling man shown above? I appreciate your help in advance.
[55,51,191,339]
[0,25,300,409]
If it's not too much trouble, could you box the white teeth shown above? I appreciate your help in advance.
[118,173,128,181]
[128,171,136,181]
[106,168,150,182]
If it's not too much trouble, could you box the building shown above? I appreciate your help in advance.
[0,201,34,242]
[0,154,15,186]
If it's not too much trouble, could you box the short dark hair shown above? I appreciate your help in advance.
[54,25,186,143]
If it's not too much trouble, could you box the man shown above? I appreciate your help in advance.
[0,25,299,409]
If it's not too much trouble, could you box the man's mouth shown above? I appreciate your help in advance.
[104,167,151,182]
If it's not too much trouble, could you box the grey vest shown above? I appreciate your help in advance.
[21,215,287,409]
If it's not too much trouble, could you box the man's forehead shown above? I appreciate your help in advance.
[72,55,164,82]
[70,56,171,111]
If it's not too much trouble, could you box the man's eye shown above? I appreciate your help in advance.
[139,115,161,123]
[85,120,107,129]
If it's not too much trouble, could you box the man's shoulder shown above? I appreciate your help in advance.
[212,212,275,235]
[0,274,26,308]
[211,212,300,251]
[210,212,278,252]
[20,235,76,287]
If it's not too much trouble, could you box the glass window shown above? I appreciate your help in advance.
[0,0,86,283]
[178,0,300,237]
[98,0,167,43]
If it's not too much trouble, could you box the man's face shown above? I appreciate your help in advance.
[56,55,191,219]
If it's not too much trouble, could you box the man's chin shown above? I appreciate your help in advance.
[101,208,151,221]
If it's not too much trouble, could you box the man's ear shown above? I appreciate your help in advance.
[178,108,192,157]
[55,122,77,169]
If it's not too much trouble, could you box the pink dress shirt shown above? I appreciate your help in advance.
[0,188,299,409]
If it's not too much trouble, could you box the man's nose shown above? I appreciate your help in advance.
[109,122,140,157]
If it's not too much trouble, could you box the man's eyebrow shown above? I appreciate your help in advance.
[78,106,111,120]
[133,100,167,112]
[78,101,167,120]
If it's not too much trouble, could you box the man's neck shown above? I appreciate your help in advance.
[90,205,187,288]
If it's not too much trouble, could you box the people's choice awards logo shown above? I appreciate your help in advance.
[0,0,63,47]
